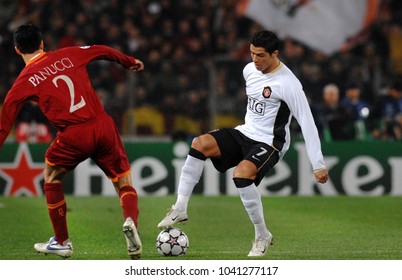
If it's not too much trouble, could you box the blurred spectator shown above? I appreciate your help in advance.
[0,0,17,27]
[316,84,355,141]
[370,80,402,140]
[340,83,371,140]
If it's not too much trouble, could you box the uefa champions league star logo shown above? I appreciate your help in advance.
[262,86,272,98]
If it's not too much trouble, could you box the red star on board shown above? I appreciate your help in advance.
[0,143,44,196]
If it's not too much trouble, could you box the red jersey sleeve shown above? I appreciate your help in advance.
[77,45,138,68]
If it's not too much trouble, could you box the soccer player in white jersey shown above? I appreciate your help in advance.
[158,30,328,257]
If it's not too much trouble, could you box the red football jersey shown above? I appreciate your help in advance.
[0,45,137,147]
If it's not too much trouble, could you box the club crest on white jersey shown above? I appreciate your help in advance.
[262,86,272,98]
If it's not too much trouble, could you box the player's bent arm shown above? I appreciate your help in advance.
[282,84,326,170]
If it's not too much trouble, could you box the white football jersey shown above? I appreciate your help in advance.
[236,61,325,171]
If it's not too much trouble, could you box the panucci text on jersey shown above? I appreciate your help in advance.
[28,57,74,87]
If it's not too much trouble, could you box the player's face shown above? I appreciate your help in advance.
[250,44,279,74]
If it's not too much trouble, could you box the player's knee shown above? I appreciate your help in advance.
[44,165,65,183]
[114,173,133,190]
[233,161,257,179]
[191,136,205,150]
[191,134,218,157]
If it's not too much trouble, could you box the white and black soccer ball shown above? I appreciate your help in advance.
[156,227,189,256]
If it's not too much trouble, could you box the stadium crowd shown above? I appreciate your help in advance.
[1,0,402,142]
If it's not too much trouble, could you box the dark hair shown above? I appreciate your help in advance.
[251,30,280,55]
[13,23,43,54]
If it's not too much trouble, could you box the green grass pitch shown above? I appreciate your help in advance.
[0,195,401,260]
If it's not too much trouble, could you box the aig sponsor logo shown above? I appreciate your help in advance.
[248,96,266,115]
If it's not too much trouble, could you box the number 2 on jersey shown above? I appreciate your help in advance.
[52,75,86,113]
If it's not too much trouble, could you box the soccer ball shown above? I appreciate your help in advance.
[156,227,189,256]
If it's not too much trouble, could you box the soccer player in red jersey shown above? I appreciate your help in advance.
[0,23,144,259]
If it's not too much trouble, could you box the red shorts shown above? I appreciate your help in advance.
[45,113,130,182]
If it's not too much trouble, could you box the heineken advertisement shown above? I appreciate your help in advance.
[0,141,401,197]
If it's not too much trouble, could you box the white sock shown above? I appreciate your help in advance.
[175,194,190,212]
[174,155,205,212]
[238,184,269,239]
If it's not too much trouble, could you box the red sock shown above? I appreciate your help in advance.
[119,186,139,227]
[44,183,69,245]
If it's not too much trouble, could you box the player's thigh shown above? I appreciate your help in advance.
[208,128,243,172]
[93,117,131,182]
[245,143,279,185]
[233,159,259,179]
[245,143,278,170]
[45,131,91,171]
